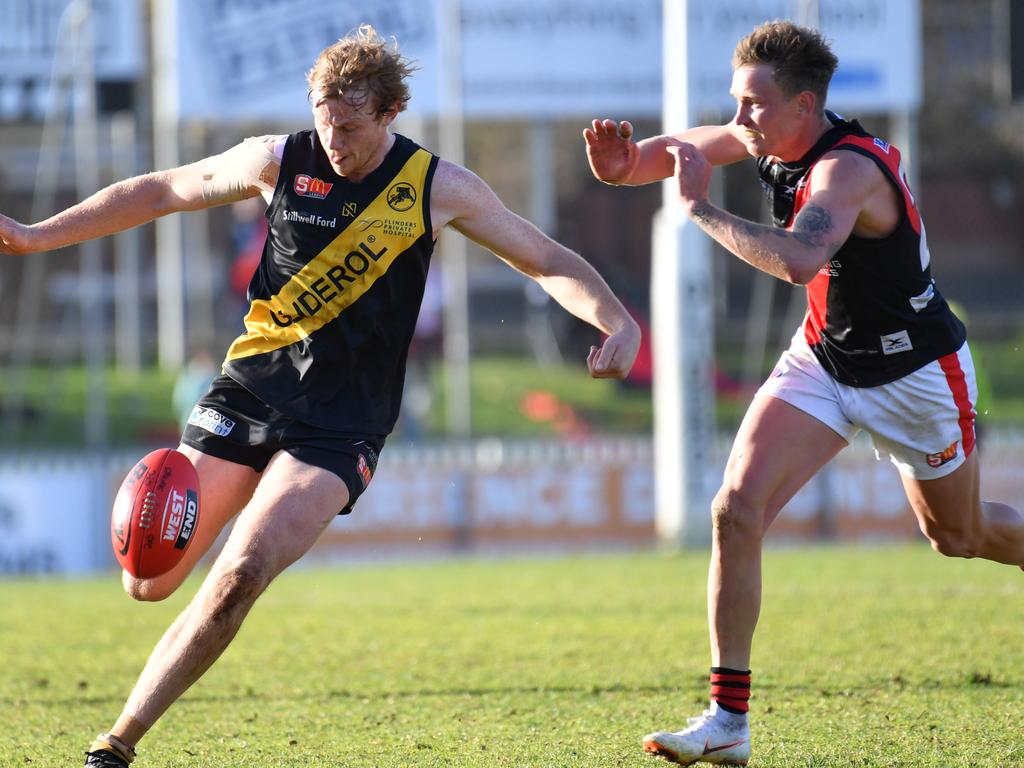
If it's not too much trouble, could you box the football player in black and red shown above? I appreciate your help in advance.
[586,19,1024,767]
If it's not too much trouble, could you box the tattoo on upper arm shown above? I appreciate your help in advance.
[691,199,841,260]
[791,205,834,249]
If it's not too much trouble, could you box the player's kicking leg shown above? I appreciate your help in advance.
[642,395,847,765]
[85,449,258,767]
[121,447,260,602]
[85,452,348,767]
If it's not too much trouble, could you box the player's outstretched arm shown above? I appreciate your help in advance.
[668,143,874,284]
[0,137,280,257]
[432,160,640,380]
[0,213,36,256]
[583,119,748,186]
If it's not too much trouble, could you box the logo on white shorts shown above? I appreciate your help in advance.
[880,330,913,355]
[188,405,235,437]
[926,440,959,468]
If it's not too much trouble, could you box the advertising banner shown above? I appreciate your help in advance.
[0,460,107,575]
[8,428,1020,575]
[174,0,439,121]
[688,0,922,114]
[172,0,918,121]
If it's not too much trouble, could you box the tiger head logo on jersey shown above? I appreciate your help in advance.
[387,182,416,211]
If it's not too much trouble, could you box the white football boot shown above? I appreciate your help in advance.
[642,708,750,765]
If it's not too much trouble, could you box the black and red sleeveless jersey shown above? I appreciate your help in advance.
[757,113,965,387]
[222,131,438,433]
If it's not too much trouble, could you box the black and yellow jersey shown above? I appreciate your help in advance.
[223,131,438,433]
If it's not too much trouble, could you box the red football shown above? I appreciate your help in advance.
[111,448,201,578]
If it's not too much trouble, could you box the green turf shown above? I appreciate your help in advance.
[2,546,1023,767]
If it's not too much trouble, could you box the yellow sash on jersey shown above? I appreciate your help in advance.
[225,148,431,362]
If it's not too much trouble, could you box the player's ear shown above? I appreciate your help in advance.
[795,90,816,116]
[378,102,401,125]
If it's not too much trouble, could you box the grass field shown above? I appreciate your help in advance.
[2,546,1023,767]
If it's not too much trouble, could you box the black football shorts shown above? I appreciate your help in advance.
[181,374,384,514]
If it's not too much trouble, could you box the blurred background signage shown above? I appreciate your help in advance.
[0,461,105,574]
[173,0,663,120]
[688,0,921,112]
[0,0,140,118]
[0,1,919,120]
[170,0,918,121]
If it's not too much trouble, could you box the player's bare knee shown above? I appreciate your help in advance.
[205,558,270,626]
[122,571,177,602]
[711,489,763,542]
[121,572,151,601]
[927,528,979,559]
[921,516,980,558]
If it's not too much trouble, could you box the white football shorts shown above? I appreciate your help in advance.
[758,331,977,480]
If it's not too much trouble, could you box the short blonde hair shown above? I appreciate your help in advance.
[306,24,417,115]
[733,20,838,104]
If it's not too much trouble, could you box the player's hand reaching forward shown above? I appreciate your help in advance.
[583,119,639,185]
[586,321,641,380]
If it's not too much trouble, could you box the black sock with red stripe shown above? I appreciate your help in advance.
[710,667,751,715]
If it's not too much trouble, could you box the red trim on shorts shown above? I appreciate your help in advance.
[937,350,976,458]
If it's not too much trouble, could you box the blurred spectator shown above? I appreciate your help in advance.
[172,347,218,430]
[229,197,267,299]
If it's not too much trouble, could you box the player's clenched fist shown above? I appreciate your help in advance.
[586,322,641,380]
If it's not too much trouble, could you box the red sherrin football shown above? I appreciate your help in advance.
[111,448,201,578]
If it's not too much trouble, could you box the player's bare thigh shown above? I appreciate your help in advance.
[721,394,849,530]
[204,451,350,583]
[122,446,260,601]
[900,449,980,545]
[897,450,1024,564]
